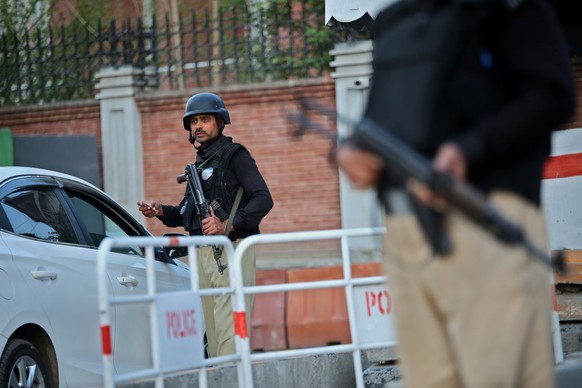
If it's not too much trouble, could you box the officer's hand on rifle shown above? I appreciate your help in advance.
[336,144,383,189]
[433,142,466,182]
[407,142,467,212]
[201,207,229,235]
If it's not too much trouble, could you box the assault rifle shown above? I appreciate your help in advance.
[177,164,228,274]
[289,98,565,273]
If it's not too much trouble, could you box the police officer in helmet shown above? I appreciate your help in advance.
[138,92,273,357]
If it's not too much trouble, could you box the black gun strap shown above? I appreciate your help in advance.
[213,186,243,263]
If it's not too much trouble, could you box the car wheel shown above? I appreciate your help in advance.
[0,339,48,388]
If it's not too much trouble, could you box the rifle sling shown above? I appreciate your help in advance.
[226,186,244,236]
[214,186,244,259]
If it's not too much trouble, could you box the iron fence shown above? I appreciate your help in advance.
[0,1,348,107]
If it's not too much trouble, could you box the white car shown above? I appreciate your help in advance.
[0,166,191,387]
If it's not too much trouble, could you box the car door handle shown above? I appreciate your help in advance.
[31,271,58,280]
[117,276,138,287]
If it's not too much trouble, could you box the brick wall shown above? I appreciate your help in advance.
[0,101,101,138]
[0,100,103,171]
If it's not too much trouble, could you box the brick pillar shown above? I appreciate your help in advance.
[95,66,147,222]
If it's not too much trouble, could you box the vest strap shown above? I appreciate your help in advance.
[226,186,244,236]
[213,185,244,272]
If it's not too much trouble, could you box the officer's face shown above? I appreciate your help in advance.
[190,114,220,144]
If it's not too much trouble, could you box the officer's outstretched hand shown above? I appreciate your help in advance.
[137,200,163,217]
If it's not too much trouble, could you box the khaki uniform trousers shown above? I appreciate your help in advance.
[198,240,255,357]
[384,191,554,388]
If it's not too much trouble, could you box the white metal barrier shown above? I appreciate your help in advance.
[97,228,396,387]
[230,227,395,388]
[96,235,240,388]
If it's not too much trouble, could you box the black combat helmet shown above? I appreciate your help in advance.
[182,92,231,130]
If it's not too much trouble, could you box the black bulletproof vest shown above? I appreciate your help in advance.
[182,142,242,232]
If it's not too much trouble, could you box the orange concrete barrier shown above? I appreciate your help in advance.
[554,250,582,285]
[285,262,383,349]
[553,249,582,322]
[250,269,288,351]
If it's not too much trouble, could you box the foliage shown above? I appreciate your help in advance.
[0,0,53,35]
[0,0,336,106]
[249,0,333,80]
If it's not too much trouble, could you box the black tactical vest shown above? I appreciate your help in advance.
[181,142,243,232]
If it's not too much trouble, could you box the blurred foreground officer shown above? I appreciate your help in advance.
[138,92,273,357]
[337,0,575,387]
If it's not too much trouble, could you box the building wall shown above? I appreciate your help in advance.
[0,101,101,139]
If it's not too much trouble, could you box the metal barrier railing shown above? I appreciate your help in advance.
[96,234,239,388]
[97,227,395,387]
[229,227,394,388]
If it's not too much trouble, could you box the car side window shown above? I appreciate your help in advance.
[0,188,79,244]
[66,192,145,256]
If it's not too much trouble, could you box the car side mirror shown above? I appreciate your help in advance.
[162,233,189,259]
